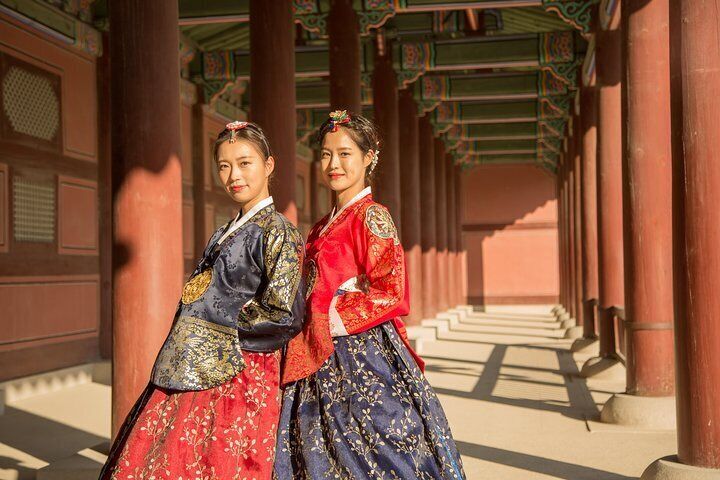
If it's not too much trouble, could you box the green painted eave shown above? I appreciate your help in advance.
[445,122,539,140]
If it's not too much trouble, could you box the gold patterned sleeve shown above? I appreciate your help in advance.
[333,204,409,335]
[236,219,306,351]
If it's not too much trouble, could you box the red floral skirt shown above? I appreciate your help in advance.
[101,351,281,480]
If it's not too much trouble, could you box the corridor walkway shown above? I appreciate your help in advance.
[424,306,676,479]
[0,306,676,480]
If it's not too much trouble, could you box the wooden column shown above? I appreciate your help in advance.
[567,140,577,321]
[250,0,297,223]
[580,86,599,340]
[446,156,457,309]
[109,0,184,434]
[328,0,361,112]
[561,157,571,315]
[310,153,321,223]
[372,43,401,229]
[435,141,449,312]
[398,88,422,325]
[555,158,565,309]
[594,11,624,362]
[420,118,437,318]
[557,159,566,311]
[600,0,676,430]
[573,118,585,328]
[191,92,207,260]
[670,0,720,470]
[455,166,466,306]
[622,0,674,397]
[98,32,112,360]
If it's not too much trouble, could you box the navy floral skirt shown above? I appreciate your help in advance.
[274,322,466,479]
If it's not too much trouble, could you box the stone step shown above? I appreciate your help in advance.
[406,325,438,355]
[458,316,563,329]
[0,361,109,414]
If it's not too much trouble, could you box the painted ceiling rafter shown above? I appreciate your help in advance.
[397,30,578,88]
[541,0,598,35]
[293,0,397,37]
[414,69,570,114]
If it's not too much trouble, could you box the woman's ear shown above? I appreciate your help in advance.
[362,150,373,169]
[265,156,276,178]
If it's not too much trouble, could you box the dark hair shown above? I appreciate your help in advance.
[212,121,273,163]
[315,112,381,184]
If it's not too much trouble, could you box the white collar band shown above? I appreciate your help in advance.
[321,187,372,236]
[218,196,274,245]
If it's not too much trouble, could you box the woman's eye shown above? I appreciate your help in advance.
[341,152,350,157]
[321,152,330,158]
[218,164,229,170]
[241,161,251,167]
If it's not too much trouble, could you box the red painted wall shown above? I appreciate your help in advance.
[462,164,559,305]
[0,13,101,380]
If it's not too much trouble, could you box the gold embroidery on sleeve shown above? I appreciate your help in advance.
[237,216,303,328]
[181,269,213,304]
[152,316,244,390]
[365,205,399,245]
[305,259,318,300]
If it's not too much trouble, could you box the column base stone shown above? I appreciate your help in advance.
[641,456,720,480]
[580,355,625,381]
[600,393,676,430]
[560,318,576,329]
[571,337,600,355]
[564,325,584,339]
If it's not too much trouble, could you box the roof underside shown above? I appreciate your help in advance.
[89,0,593,171]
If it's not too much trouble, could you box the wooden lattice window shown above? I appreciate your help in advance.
[13,172,55,243]
[0,52,62,151]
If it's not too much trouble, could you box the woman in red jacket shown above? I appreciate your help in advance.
[275,111,465,479]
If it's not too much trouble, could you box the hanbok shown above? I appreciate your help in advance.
[100,196,305,480]
[275,188,465,479]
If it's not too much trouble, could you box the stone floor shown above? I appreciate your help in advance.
[0,305,677,479]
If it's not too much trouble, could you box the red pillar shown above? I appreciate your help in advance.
[600,0,676,430]
[567,140,577,321]
[573,120,585,328]
[594,11,623,362]
[398,88,423,325]
[372,42,401,229]
[622,0,674,397]
[109,0,184,434]
[557,159,566,311]
[328,0,361,112]
[446,156,457,309]
[561,157,572,315]
[98,32,112,360]
[434,139,449,312]
[580,86,599,340]
[250,0,297,223]
[455,166,467,306]
[670,0,720,469]
[191,92,207,260]
[420,118,437,318]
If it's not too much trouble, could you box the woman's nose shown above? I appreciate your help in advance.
[229,165,242,180]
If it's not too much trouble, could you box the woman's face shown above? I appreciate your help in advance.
[320,128,371,194]
[216,139,274,206]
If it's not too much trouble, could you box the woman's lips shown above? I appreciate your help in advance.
[230,185,247,192]
[328,173,344,180]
